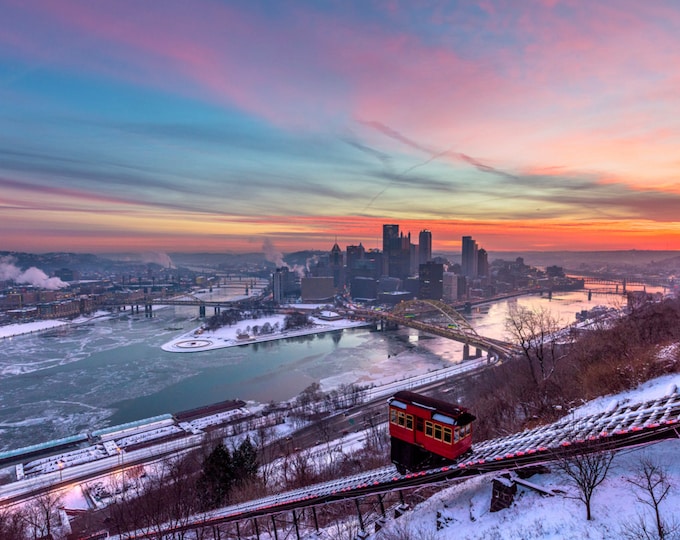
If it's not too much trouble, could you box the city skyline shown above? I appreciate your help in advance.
[2,1,680,254]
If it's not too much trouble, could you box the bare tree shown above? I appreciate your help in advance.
[107,456,199,540]
[254,423,277,488]
[0,505,27,540]
[622,455,678,540]
[362,412,388,452]
[316,417,334,446]
[554,444,615,521]
[289,448,315,488]
[505,304,566,386]
[23,490,63,539]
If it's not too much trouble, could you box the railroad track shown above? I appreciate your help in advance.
[111,389,680,539]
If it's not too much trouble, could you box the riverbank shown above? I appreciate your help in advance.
[0,311,113,340]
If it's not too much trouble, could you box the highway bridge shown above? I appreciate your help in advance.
[111,389,680,539]
[347,299,518,360]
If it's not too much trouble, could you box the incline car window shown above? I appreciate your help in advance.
[434,424,442,440]
[443,427,452,444]
[390,409,414,431]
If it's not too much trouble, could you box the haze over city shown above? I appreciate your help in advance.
[2,0,680,255]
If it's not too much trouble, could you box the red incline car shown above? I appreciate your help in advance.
[388,390,476,473]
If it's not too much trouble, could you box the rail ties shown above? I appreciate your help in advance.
[109,391,680,539]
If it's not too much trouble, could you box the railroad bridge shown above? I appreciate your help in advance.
[350,299,517,361]
[103,293,263,318]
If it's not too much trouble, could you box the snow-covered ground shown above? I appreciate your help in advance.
[375,371,680,540]
[161,311,370,352]
[0,311,113,339]
[44,370,680,540]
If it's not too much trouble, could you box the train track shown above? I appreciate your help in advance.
[111,389,680,539]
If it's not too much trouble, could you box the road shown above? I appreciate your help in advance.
[0,356,491,508]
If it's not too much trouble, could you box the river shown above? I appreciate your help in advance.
[0,285,653,451]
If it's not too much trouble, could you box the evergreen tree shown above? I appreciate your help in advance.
[197,442,234,508]
[233,436,258,485]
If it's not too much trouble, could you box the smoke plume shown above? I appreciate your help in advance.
[140,251,175,268]
[262,239,307,278]
[0,256,67,290]
[262,238,286,268]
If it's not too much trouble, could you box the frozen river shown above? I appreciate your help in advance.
[0,287,637,451]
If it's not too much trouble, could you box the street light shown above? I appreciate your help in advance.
[57,460,64,482]
[117,447,125,468]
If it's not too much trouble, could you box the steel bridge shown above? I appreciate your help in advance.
[350,299,518,360]
[111,390,680,539]
[102,293,266,318]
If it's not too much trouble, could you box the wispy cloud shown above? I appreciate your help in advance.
[1,1,680,251]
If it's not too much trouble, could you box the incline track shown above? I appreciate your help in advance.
[113,390,680,539]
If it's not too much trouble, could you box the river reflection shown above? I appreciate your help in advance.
[0,288,647,450]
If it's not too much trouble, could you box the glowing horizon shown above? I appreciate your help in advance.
[2,1,680,254]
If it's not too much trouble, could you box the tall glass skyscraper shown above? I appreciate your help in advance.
[461,236,478,277]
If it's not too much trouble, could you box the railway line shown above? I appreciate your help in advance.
[111,388,680,539]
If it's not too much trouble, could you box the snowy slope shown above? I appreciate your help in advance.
[376,373,680,540]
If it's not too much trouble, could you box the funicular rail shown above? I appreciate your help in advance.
[112,391,680,539]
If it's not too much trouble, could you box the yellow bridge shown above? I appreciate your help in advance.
[347,299,518,361]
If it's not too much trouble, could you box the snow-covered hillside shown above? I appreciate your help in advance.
[375,373,680,540]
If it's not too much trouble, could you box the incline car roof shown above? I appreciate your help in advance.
[391,390,475,421]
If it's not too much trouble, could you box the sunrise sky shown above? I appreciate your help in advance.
[1,0,680,254]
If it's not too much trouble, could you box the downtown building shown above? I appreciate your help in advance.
[461,236,478,278]
[418,229,432,265]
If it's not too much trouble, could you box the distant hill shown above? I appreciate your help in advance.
[486,250,680,272]
[0,251,115,273]
[4,249,680,276]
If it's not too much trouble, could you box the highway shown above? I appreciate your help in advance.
[0,356,492,508]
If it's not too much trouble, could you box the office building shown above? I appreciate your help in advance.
[477,248,489,278]
[382,224,414,281]
[419,261,444,300]
[382,224,399,277]
[301,277,335,302]
[461,236,478,278]
[442,272,459,302]
[329,242,344,289]
[272,267,299,304]
[418,230,432,265]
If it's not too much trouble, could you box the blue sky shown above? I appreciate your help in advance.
[2,0,680,253]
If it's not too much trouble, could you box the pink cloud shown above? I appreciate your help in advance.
[0,175,157,211]
[3,0,680,190]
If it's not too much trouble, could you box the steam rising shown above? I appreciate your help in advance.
[0,257,67,290]
[262,239,307,277]
[140,251,175,268]
[262,238,286,268]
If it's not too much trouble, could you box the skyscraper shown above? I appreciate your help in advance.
[382,224,399,277]
[419,261,443,300]
[461,236,478,278]
[418,229,432,265]
[382,224,413,280]
[329,242,344,289]
[477,248,489,278]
